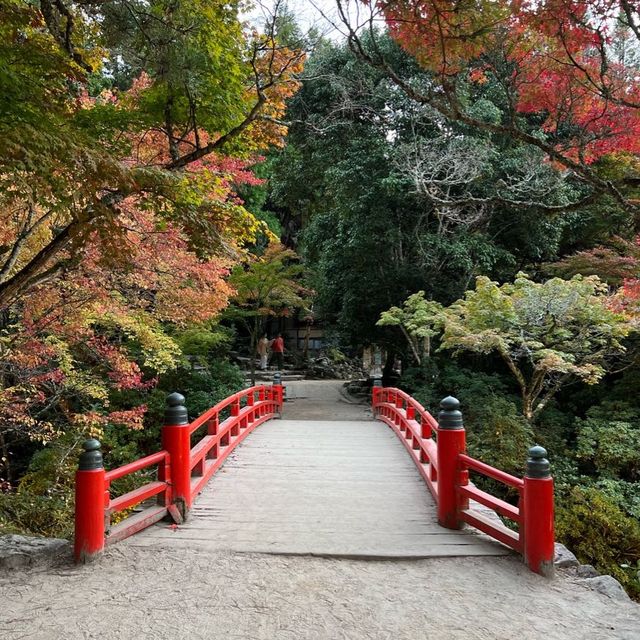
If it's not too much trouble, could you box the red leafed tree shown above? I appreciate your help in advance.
[0,0,306,486]
[340,0,640,202]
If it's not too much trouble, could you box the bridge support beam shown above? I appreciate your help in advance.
[162,393,192,518]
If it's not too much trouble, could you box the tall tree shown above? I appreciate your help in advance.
[0,0,305,308]
[227,244,310,384]
[336,0,640,208]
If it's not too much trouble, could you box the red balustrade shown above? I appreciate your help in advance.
[372,386,555,576]
[74,383,284,563]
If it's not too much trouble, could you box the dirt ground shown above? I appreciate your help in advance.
[2,545,639,640]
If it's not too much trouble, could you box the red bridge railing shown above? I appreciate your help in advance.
[372,386,554,576]
[74,382,284,562]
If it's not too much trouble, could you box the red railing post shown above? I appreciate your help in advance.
[436,396,466,529]
[162,392,192,517]
[74,439,107,563]
[523,446,555,576]
[273,372,284,414]
[258,386,265,417]
[247,390,255,423]
[371,377,382,408]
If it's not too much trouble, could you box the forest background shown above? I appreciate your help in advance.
[2,0,640,598]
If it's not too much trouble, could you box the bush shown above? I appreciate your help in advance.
[0,492,73,539]
[0,435,79,538]
[575,402,640,480]
[400,359,514,415]
[466,397,534,478]
[557,487,640,600]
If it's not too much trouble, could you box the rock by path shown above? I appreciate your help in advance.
[2,545,639,640]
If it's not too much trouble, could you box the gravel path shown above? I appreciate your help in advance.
[2,545,639,639]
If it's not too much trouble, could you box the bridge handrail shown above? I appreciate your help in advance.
[373,387,439,432]
[105,451,169,483]
[372,385,554,576]
[74,382,284,563]
[458,453,524,490]
[187,385,281,501]
[188,384,277,435]
[103,451,172,529]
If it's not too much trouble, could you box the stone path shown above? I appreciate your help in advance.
[3,547,639,639]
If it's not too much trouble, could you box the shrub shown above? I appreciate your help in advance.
[575,402,640,480]
[0,435,80,538]
[466,397,534,478]
[557,487,640,600]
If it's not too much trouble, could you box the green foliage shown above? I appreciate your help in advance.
[575,403,640,480]
[180,363,246,419]
[269,34,588,347]
[0,434,79,538]
[441,273,633,418]
[175,325,235,365]
[101,0,249,133]
[378,292,445,365]
[386,274,633,419]
[226,243,310,380]
[327,347,347,363]
[466,397,534,477]
[557,487,640,599]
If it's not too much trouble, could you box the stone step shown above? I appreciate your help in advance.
[244,373,306,382]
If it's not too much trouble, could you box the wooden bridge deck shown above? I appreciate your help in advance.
[128,381,510,558]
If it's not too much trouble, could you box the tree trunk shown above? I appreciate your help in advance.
[249,317,258,387]
[522,391,534,422]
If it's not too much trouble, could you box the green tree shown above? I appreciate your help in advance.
[440,274,633,420]
[377,292,445,365]
[227,244,310,384]
[268,33,596,350]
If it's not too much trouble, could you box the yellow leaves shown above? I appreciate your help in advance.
[88,311,182,375]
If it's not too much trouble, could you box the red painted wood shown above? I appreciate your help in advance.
[376,413,438,501]
[523,476,555,575]
[75,387,280,561]
[437,427,467,529]
[162,422,192,511]
[105,506,168,545]
[458,484,521,523]
[459,454,524,490]
[74,468,107,563]
[372,387,554,573]
[189,412,274,500]
[105,451,168,482]
[109,481,167,513]
[460,509,522,552]
[190,435,217,469]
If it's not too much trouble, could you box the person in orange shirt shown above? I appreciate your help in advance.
[270,333,285,370]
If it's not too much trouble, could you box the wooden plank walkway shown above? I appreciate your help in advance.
[129,382,510,557]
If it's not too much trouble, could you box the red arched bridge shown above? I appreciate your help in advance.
[74,380,554,576]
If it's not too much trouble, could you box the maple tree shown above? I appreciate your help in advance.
[227,244,310,384]
[382,274,633,420]
[337,0,640,206]
[0,0,305,488]
[0,0,305,309]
